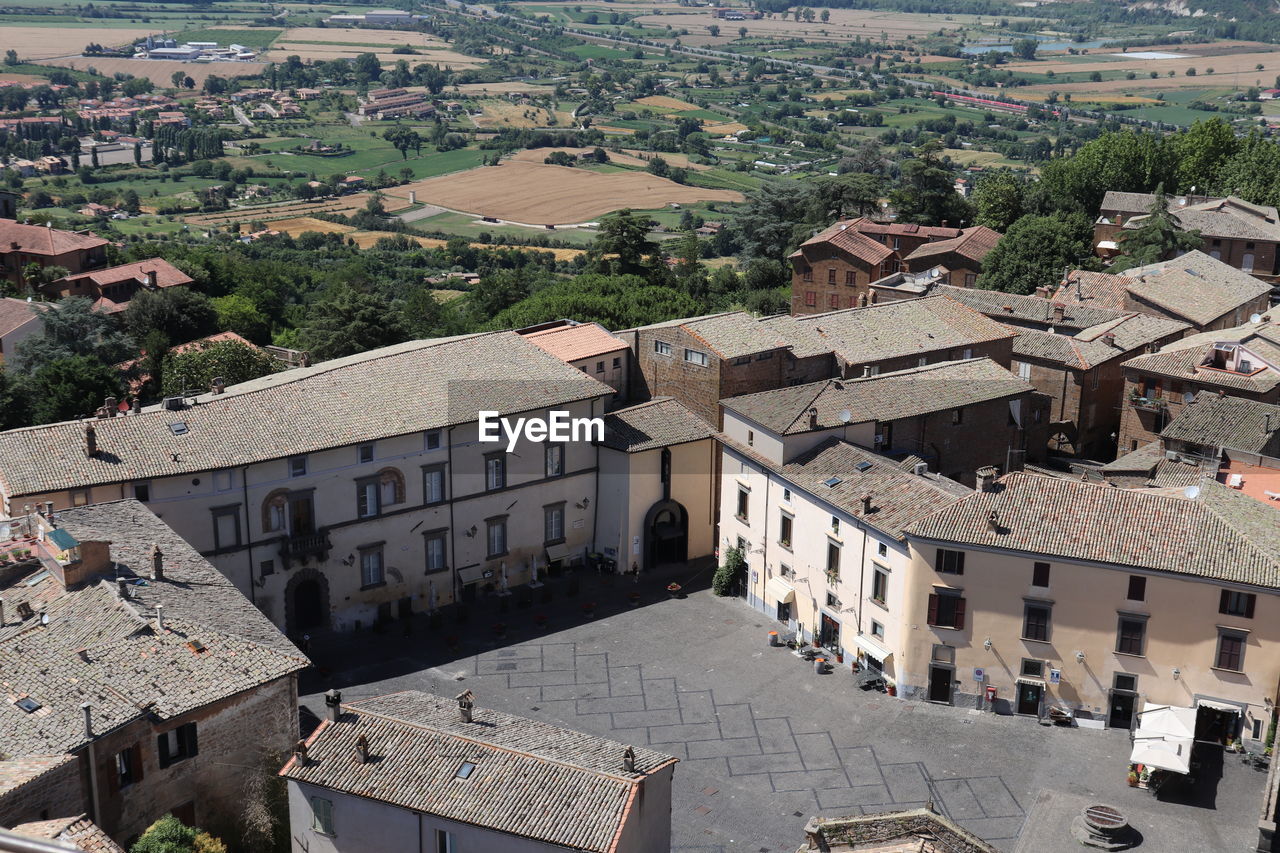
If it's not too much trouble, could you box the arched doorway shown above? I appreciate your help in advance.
[286,568,330,636]
[644,500,687,569]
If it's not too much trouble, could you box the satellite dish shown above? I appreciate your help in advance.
[839,409,852,424]
[1183,391,1195,404]
[1184,485,1200,500]
[1250,313,1263,324]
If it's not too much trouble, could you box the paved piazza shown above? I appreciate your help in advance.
[299,566,1266,852]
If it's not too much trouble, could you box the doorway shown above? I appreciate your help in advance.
[776,600,791,623]
[928,665,953,703]
[645,500,688,569]
[819,613,840,651]
[289,493,315,534]
[293,580,324,630]
[1109,691,1136,730]
[1017,682,1044,716]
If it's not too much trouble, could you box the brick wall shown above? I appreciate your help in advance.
[1115,369,1280,454]
[0,756,85,828]
[790,248,890,316]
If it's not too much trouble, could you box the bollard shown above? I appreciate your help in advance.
[814,657,826,674]
[768,630,779,647]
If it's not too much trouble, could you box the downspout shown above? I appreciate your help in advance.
[854,520,869,639]
[241,464,255,607]
[447,426,457,604]
[81,703,100,826]
[591,396,600,565]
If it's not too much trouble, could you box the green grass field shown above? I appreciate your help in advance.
[413,210,599,245]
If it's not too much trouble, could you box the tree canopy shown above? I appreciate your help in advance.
[974,214,1096,295]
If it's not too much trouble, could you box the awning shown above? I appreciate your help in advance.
[764,577,795,604]
[545,543,574,563]
[1130,702,1196,775]
[1015,677,1046,688]
[1097,240,1119,250]
[1130,739,1191,774]
[1196,698,1242,714]
[853,634,891,662]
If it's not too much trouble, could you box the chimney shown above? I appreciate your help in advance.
[131,397,141,415]
[43,501,52,517]
[622,745,636,773]
[808,407,818,429]
[117,578,129,599]
[155,604,164,632]
[145,269,156,289]
[81,702,93,739]
[104,396,117,415]
[987,509,1000,531]
[860,494,873,514]
[292,739,309,767]
[456,689,475,723]
[1051,305,1065,325]
[210,376,226,395]
[976,466,997,492]
[0,597,4,627]
[324,689,343,723]
[1034,285,1051,299]
[150,543,163,581]
[1101,332,1116,348]
[354,734,369,764]
[862,365,872,378]
[84,422,97,458]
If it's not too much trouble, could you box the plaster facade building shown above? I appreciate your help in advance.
[0,500,306,848]
[46,258,194,314]
[901,472,1280,744]
[518,320,631,406]
[0,222,108,286]
[280,690,677,853]
[0,298,48,366]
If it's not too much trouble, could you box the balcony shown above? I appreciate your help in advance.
[1129,395,1167,413]
[280,528,331,568]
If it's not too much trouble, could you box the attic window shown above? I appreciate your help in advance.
[169,422,189,436]
[854,461,873,472]
[823,476,842,487]
[15,697,41,713]
[456,761,477,780]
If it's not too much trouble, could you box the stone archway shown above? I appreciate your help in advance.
[644,499,688,570]
[285,567,331,637]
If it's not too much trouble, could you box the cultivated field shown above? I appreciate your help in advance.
[469,99,577,128]
[506,147,710,170]
[266,27,487,68]
[452,81,556,95]
[702,121,749,135]
[631,8,1032,45]
[377,160,743,225]
[2,25,158,59]
[34,56,268,85]
[633,94,701,111]
[182,193,414,228]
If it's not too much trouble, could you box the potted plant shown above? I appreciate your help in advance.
[1127,770,1139,787]
[534,612,549,630]
[582,601,596,618]
[628,590,641,607]
[666,582,682,598]
[492,622,507,639]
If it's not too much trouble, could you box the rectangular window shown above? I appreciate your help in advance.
[684,348,709,367]
[212,506,241,550]
[871,620,885,639]
[545,444,564,478]
[872,566,889,605]
[487,517,507,558]
[804,290,816,307]
[132,482,151,503]
[825,541,841,581]
[927,591,966,629]
[778,513,792,548]
[1127,575,1146,601]
[1216,630,1246,672]
[827,293,839,309]
[1032,562,1050,587]
[932,644,956,664]
[259,559,275,578]
[1114,673,1138,692]
[736,487,749,522]
[359,547,384,588]
[356,478,380,518]
[746,429,754,446]
[157,723,198,769]
[116,745,141,789]
[1020,658,1044,679]
[289,456,307,478]
[1016,361,1032,380]
[311,797,335,836]
[830,516,840,536]
[780,563,794,579]
[937,549,965,575]
[595,360,605,373]
[1219,590,1256,618]
[358,443,374,464]
[733,355,751,366]
[70,489,90,507]
[654,339,672,356]
[485,454,505,491]
[435,829,455,853]
[1022,602,1051,642]
[826,592,839,607]
[613,356,621,370]
[425,530,447,573]
[1116,615,1147,656]
[952,407,964,425]
[423,465,446,505]
[425,430,442,451]
[877,541,888,558]
[827,268,836,284]
[802,270,813,282]
[844,270,855,285]
[544,503,565,545]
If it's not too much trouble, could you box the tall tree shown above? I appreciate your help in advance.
[1109,188,1203,272]
[14,297,132,374]
[589,209,657,276]
[161,340,279,397]
[972,171,1026,233]
[124,288,217,345]
[974,213,1096,295]
[889,142,973,227]
[29,356,122,425]
[297,285,408,360]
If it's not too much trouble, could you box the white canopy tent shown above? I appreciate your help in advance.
[1129,703,1196,774]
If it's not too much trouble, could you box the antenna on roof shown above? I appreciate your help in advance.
[839,409,852,424]
[1250,313,1263,324]
[1183,485,1200,500]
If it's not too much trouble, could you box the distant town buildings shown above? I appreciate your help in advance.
[357,87,436,120]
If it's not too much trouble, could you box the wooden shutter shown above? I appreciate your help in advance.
[927,594,939,626]
[105,752,120,796]
[954,597,967,630]
[130,743,144,784]
[157,733,171,769]
[955,552,965,575]
[1245,594,1256,619]
[1220,589,1231,614]
[182,722,199,758]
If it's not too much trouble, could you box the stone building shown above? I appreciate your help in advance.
[280,690,677,853]
[0,500,307,847]
[518,319,631,406]
[46,258,194,314]
[0,221,108,286]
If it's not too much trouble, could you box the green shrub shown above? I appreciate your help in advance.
[713,546,745,596]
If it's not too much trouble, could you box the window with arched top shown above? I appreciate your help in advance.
[263,489,289,533]
[378,467,405,506]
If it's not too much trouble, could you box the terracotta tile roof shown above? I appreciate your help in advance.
[1011,313,1188,371]
[1160,392,1280,454]
[1115,251,1272,327]
[0,501,307,756]
[681,312,791,359]
[0,222,106,257]
[59,257,193,291]
[1120,317,1280,394]
[1055,270,1132,311]
[722,357,1033,435]
[907,472,1280,588]
[0,331,612,497]
[280,691,677,853]
[794,220,895,266]
[851,219,962,240]
[520,322,628,363]
[0,754,75,796]
[0,297,49,338]
[10,816,126,853]
[938,284,1122,330]
[903,225,1002,265]
[782,295,1016,366]
[602,397,714,452]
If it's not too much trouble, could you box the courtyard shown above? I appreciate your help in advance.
[297,564,1267,852]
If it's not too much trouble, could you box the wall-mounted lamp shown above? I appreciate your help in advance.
[575,498,590,510]
[1075,651,1086,664]
[464,526,478,538]
[1172,667,1181,680]
[1266,697,1274,711]
[983,637,992,651]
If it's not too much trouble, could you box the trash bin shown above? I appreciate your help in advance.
[814,657,826,674]
[768,630,779,647]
